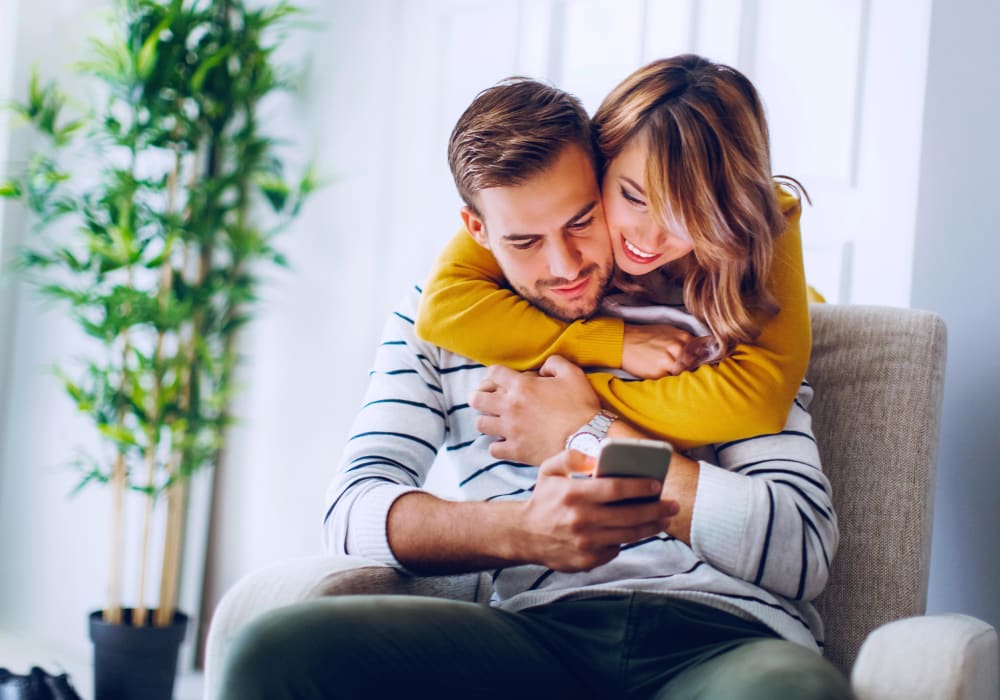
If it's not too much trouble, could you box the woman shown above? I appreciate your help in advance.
[415,54,811,451]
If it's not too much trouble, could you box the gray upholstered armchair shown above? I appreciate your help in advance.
[204,305,999,699]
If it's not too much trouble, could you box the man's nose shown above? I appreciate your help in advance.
[547,238,583,280]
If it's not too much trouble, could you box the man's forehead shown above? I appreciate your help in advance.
[483,196,598,237]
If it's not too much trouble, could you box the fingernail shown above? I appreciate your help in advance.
[649,481,662,494]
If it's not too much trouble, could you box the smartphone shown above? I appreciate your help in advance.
[594,437,673,503]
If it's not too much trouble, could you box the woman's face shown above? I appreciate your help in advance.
[602,138,694,276]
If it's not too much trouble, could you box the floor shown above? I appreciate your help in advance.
[0,630,204,699]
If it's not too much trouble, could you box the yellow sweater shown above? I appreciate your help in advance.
[415,188,811,451]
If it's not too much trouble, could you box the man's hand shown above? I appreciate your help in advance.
[621,323,712,378]
[471,355,599,465]
[512,449,679,572]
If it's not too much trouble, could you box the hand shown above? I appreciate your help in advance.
[621,323,712,378]
[514,450,680,572]
[470,355,600,465]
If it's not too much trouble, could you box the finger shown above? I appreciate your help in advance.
[567,505,669,545]
[490,439,516,460]
[677,336,716,371]
[539,449,591,477]
[664,356,688,376]
[587,476,665,505]
[539,354,576,377]
[562,449,596,475]
[585,521,667,548]
[476,378,499,393]
[486,364,520,387]
[469,389,503,415]
[475,414,504,438]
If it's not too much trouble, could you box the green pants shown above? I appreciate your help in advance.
[219,593,853,699]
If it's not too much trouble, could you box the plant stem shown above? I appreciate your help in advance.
[155,475,187,627]
[105,264,135,625]
[104,449,126,625]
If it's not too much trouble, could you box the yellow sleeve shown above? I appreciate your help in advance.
[415,231,625,370]
[588,190,811,450]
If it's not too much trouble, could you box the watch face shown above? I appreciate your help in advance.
[568,431,601,457]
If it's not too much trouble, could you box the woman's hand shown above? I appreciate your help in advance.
[470,355,600,465]
[621,323,711,378]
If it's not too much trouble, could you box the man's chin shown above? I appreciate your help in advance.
[532,295,601,322]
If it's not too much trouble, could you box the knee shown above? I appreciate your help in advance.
[734,642,854,700]
[217,607,309,699]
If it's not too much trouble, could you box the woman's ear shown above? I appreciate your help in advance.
[460,207,490,249]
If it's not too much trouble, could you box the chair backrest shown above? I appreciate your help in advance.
[808,304,947,673]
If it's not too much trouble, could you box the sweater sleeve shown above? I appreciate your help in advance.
[417,190,811,451]
[323,289,446,568]
[689,382,839,602]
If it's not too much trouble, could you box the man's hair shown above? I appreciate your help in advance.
[448,77,595,215]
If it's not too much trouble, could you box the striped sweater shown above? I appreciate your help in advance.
[324,286,838,652]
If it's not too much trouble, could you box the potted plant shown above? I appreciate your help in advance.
[1,0,315,697]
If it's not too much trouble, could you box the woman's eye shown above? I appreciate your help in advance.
[620,187,646,206]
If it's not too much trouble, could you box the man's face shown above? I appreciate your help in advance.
[462,144,614,322]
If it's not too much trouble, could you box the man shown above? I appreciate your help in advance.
[218,78,851,699]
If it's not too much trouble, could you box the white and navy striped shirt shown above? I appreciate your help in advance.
[324,286,837,652]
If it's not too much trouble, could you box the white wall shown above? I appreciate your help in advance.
[0,0,122,667]
[911,0,1000,650]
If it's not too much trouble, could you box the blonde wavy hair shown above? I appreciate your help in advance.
[593,54,801,355]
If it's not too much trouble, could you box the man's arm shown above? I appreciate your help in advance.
[387,450,677,575]
[325,289,677,574]
[322,292,449,563]
[688,381,838,601]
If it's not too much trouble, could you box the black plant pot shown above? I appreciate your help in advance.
[88,608,188,700]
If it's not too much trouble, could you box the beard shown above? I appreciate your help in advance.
[511,262,614,322]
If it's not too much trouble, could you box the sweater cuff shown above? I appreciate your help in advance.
[690,462,752,571]
[572,317,625,367]
[346,483,421,568]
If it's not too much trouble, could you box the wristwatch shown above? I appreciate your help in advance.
[565,410,619,457]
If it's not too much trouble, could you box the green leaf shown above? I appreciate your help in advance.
[70,468,108,496]
[255,174,289,211]
[0,181,22,198]
[190,48,230,93]
[98,422,140,447]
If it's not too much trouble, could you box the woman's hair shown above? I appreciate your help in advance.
[448,77,595,217]
[593,54,799,354]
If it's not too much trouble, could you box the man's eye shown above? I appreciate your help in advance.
[511,240,539,250]
[621,187,646,207]
[568,217,594,232]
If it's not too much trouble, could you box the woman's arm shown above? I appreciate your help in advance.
[418,189,811,450]
[415,230,625,369]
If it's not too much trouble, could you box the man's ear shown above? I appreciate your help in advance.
[460,207,490,250]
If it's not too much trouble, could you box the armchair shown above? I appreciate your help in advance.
[204,304,998,699]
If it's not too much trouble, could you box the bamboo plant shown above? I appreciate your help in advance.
[1,0,316,627]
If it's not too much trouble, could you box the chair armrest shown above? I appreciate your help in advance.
[851,613,998,700]
[203,555,488,699]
